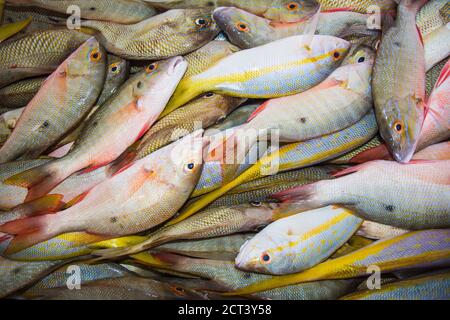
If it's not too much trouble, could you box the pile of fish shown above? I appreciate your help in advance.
[0,0,449,300]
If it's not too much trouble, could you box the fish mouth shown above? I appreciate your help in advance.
[391,145,417,163]
[235,256,261,272]
[212,7,232,28]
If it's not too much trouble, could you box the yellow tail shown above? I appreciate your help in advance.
[0,17,31,42]
[159,78,204,119]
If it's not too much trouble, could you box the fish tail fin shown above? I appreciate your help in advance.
[348,143,392,163]
[434,59,450,89]
[270,183,324,210]
[13,194,64,217]
[76,26,98,36]
[0,17,32,42]
[4,159,72,202]
[90,234,162,262]
[272,203,311,220]
[159,80,204,118]
[107,146,138,176]
[89,235,145,249]
[138,251,188,267]
[0,214,58,254]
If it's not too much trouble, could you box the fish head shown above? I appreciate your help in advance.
[334,45,375,96]
[342,45,376,66]
[238,202,284,226]
[309,35,351,70]
[235,222,287,275]
[134,56,188,109]
[263,0,320,23]
[65,37,106,78]
[175,8,219,43]
[160,130,209,189]
[162,282,208,300]
[378,96,425,163]
[213,7,272,49]
[106,55,129,84]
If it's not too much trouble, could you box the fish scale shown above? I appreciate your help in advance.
[317,0,396,13]
[329,135,384,163]
[0,29,90,87]
[30,263,129,290]
[424,23,450,71]
[183,40,240,78]
[7,0,157,24]
[416,0,450,36]
[0,77,45,109]
[0,256,66,298]
[81,9,220,60]
[426,58,447,95]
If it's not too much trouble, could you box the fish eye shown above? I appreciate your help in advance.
[205,92,215,98]
[333,51,341,59]
[358,56,365,63]
[393,121,404,134]
[145,63,158,73]
[195,17,209,26]
[110,63,120,74]
[236,21,249,32]
[260,252,271,264]
[136,81,143,89]
[250,201,262,207]
[286,2,299,11]
[6,119,16,129]
[185,163,195,171]
[170,286,185,296]
[216,115,226,124]
[90,50,102,62]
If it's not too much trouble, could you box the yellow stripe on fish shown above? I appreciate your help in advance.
[235,206,363,275]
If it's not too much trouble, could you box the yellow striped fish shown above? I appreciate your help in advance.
[163,35,350,115]
[236,206,363,275]
[224,229,450,295]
